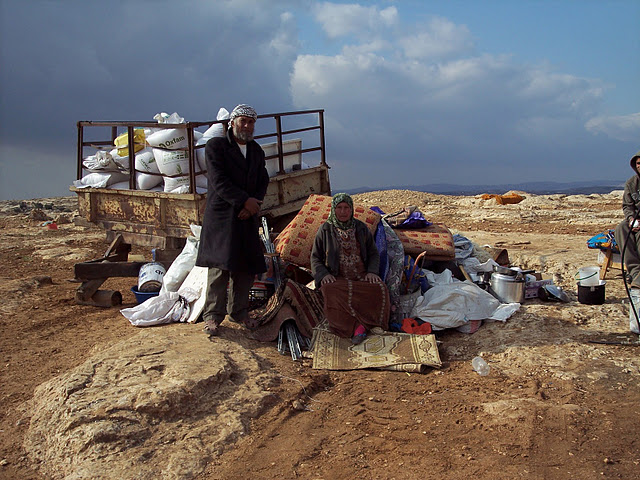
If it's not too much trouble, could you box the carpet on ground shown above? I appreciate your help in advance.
[311,328,441,373]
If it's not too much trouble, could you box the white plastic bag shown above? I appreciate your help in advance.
[120,288,199,327]
[410,281,504,330]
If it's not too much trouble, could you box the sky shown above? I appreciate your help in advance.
[1,0,639,200]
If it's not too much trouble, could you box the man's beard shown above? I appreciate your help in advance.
[234,129,253,143]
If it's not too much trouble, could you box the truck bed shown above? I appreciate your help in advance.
[72,110,331,249]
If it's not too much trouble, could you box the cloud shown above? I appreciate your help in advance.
[585,113,640,142]
[290,12,629,190]
[0,1,635,200]
[0,2,300,143]
[312,2,398,39]
[398,17,474,60]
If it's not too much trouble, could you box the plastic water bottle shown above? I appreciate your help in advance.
[472,356,490,376]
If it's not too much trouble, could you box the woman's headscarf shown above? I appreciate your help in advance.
[327,192,355,230]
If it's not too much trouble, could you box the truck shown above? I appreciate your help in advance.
[70,109,331,306]
[71,109,331,248]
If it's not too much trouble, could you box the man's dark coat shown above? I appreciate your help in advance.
[195,129,269,273]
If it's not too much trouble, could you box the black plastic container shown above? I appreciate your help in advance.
[577,281,605,305]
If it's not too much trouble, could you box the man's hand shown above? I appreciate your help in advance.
[238,208,251,220]
[629,218,640,232]
[243,197,262,216]
[321,274,336,285]
[364,273,381,283]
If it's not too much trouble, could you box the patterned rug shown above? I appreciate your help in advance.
[311,329,441,373]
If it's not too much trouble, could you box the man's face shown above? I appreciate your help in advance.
[232,116,256,144]
[335,202,352,223]
[635,158,640,172]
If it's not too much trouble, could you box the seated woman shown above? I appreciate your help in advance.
[310,193,390,344]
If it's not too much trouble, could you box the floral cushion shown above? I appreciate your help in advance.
[393,224,455,259]
[274,195,381,269]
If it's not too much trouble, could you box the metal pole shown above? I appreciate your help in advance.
[275,115,285,174]
[319,110,326,166]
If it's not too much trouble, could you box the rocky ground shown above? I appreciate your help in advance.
[0,190,639,480]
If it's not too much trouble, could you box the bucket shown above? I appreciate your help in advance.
[629,289,640,334]
[577,280,605,305]
[138,262,166,292]
[131,286,160,304]
[576,266,600,287]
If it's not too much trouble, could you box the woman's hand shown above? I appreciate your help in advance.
[321,274,336,285]
[364,273,381,283]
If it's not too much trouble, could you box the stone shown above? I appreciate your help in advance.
[22,328,279,480]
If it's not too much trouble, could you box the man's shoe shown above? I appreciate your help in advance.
[203,319,221,336]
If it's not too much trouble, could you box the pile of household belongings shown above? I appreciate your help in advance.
[251,194,521,368]
[119,194,522,371]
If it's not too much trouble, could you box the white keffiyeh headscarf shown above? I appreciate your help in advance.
[229,104,257,122]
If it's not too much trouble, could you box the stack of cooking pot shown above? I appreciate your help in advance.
[489,266,532,303]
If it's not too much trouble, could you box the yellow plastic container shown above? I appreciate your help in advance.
[114,129,146,157]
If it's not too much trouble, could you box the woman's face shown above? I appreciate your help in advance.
[335,202,352,222]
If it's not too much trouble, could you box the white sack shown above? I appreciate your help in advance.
[108,148,130,170]
[108,181,129,189]
[197,108,229,170]
[153,148,189,175]
[195,173,207,189]
[147,128,188,150]
[83,151,120,171]
[73,171,129,188]
[195,136,209,172]
[160,226,201,294]
[106,147,157,173]
[136,172,163,190]
[410,281,511,330]
[105,173,161,190]
[202,107,229,137]
[147,112,187,151]
[134,147,159,173]
[153,148,190,192]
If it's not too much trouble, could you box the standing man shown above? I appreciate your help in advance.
[616,149,640,288]
[196,104,270,336]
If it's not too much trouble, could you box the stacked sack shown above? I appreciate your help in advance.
[147,112,196,194]
[108,133,164,191]
[195,107,229,174]
[72,108,230,193]
[73,149,129,189]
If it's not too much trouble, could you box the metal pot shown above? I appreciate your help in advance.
[490,272,525,303]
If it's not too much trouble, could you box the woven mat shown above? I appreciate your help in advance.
[311,329,441,373]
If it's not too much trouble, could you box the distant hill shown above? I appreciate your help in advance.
[343,180,625,196]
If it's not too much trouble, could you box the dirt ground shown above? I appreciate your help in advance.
[1,191,639,480]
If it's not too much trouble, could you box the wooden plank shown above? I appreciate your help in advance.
[75,262,146,280]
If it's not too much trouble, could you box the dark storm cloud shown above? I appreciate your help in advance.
[0,0,300,199]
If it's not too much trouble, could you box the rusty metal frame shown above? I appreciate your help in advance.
[73,110,331,248]
[76,109,327,187]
